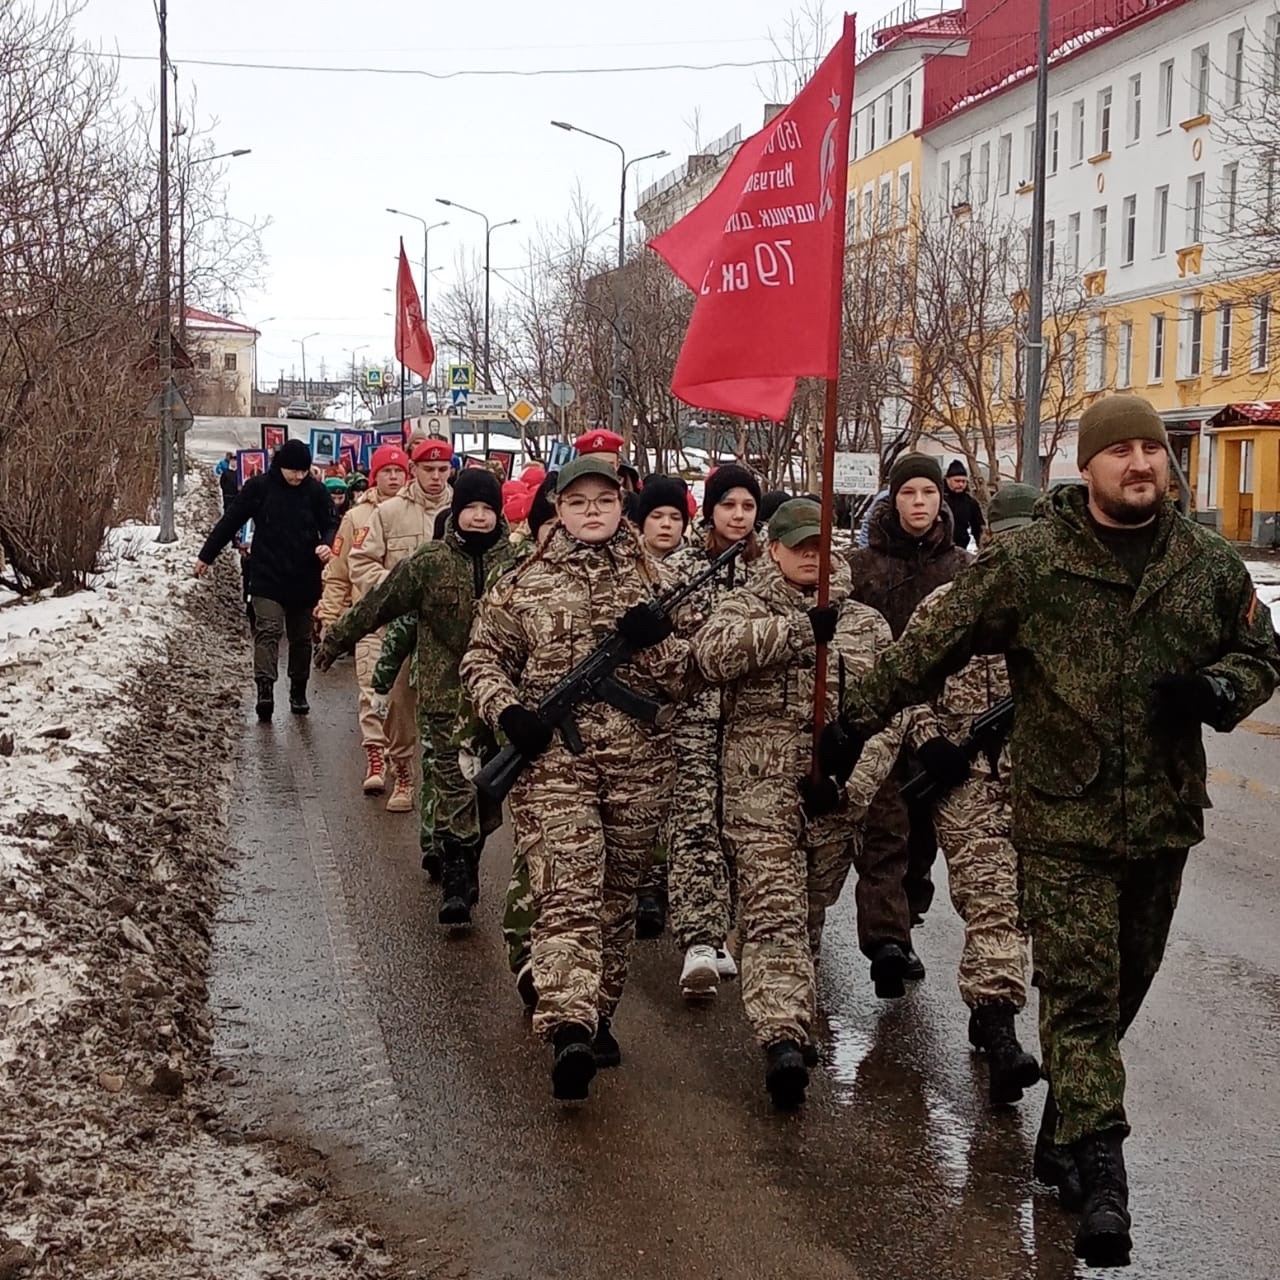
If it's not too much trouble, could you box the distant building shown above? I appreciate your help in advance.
[183,307,259,416]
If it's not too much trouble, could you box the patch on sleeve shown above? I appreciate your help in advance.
[1245,588,1259,627]
[353,526,370,549]
[332,534,344,557]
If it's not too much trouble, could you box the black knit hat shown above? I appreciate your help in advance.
[274,438,312,471]
[636,476,690,530]
[758,489,790,524]
[888,452,944,500]
[451,467,503,522]
[703,463,762,520]
[946,459,967,478]
[528,473,557,539]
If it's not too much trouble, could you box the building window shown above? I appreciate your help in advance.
[1158,59,1174,131]
[992,346,1004,401]
[863,187,874,233]
[1153,184,1169,255]
[1023,122,1036,183]
[1223,161,1239,233]
[1186,173,1205,244]
[1118,320,1134,388]
[1048,112,1059,175]
[1070,99,1085,164]
[997,133,1012,194]
[898,168,912,221]
[1067,211,1081,271]
[1267,155,1278,222]
[1269,15,1280,92]
[868,100,877,151]
[1096,87,1112,153]
[1178,295,1203,378]
[978,141,991,202]
[1255,295,1271,369]
[880,177,893,225]
[885,90,895,140]
[1061,332,1077,394]
[957,150,972,204]
[1126,74,1141,143]
[1092,205,1109,267]
[1121,194,1137,265]
[1045,218,1056,280]
[939,161,951,210]
[902,76,913,130]
[196,351,212,371]
[1150,313,1166,381]
[1228,29,1245,107]
[852,114,860,160]
[223,352,237,372]
[1086,317,1106,391]
[1191,45,1210,117]
[1217,303,1233,373]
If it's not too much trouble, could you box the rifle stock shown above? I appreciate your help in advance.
[899,696,1015,807]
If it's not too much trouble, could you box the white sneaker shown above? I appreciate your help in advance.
[714,947,738,980]
[680,944,719,997]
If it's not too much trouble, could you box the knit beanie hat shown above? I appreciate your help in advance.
[369,444,410,483]
[946,459,967,478]
[274,438,312,471]
[636,476,691,530]
[1076,394,1169,467]
[451,467,503,521]
[888,452,943,500]
[758,489,790,525]
[323,477,348,495]
[703,463,763,519]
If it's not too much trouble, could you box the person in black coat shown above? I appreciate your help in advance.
[195,439,339,720]
[218,454,239,511]
[943,460,986,549]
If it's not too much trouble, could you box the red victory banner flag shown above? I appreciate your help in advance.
[649,13,855,422]
[394,239,435,381]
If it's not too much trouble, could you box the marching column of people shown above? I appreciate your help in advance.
[194,393,1279,1272]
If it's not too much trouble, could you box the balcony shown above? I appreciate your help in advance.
[1176,244,1204,277]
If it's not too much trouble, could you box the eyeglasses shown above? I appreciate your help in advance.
[559,493,621,515]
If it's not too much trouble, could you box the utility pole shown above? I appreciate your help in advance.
[156,0,176,544]
[1022,0,1050,489]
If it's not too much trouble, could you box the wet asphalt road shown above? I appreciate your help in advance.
[210,664,1280,1280]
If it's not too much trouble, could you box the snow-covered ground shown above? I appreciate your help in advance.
[1245,560,1280,629]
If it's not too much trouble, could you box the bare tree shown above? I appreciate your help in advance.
[757,0,835,103]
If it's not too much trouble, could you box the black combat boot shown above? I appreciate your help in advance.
[1033,1087,1084,1210]
[551,1024,597,1101]
[289,680,310,715]
[869,941,908,998]
[254,678,274,722]
[438,838,473,926]
[421,850,442,881]
[971,1002,1041,1105]
[635,893,666,939]
[592,1017,622,1068]
[1072,1128,1132,1268]
[903,945,926,981]
[764,1040,809,1110]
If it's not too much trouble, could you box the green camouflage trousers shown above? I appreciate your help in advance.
[1020,847,1188,1146]
[417,704,502,854]
[503,839,535,974]
[933,773,1028,1008]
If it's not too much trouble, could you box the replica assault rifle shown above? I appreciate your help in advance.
[899,695,1015,807]
[474,539,746,806]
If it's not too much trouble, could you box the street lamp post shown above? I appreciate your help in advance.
[177,148,251,347]
[293,332,319,401]
[386,208,448,323]
[435,199,517,396]
[344,345,369,428]
[156,0,175,543]
[551,122,668,439]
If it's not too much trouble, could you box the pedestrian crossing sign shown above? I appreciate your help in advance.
[448,363,474,391]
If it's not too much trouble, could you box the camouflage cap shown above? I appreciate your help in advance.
[555,454,621,494]
[988,482,1040,533]
[767,498,823,547]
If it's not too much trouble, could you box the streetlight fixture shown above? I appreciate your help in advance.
[551,122,668,436]
[176,148,251,346]
[386,208,448,322]
[292,331,320,400]
[435,199,518,394]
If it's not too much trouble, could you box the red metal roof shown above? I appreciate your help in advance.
[1208,402,1280,428]
[183,305,259,334]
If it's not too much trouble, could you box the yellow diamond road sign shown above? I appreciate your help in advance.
[509,398,536,427]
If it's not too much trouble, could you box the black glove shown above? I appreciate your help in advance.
[499,705,555,759]
[808,605,839,645]
[615,602,674,650]
[817,717,865,785]
[1150,672,1231,728]
[798,773,841,819]
[915,737,972,790]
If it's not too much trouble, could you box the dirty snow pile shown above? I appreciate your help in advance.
[0,476,393,1279]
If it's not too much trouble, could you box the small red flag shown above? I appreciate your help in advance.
[394,240,435,381]
[649,14,855,422]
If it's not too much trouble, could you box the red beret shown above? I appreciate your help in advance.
[520,464,547,489]
[503,487,534,524]
[573,429,624,456]
[411,437,452,464]
[686,489,698,519]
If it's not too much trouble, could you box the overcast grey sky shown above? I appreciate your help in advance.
[78,1,892,384]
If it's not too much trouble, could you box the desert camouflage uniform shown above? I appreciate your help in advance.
[662,536,760,951]
[840,486,1280,1145]
[693,559,901,1049]
[461,526,688,1039]
[314,490,416,759]
[322,519,517,851]
[906,580,1027,1009]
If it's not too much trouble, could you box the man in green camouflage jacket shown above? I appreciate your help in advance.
[317,470,518,925]
[820,395,1280,1269]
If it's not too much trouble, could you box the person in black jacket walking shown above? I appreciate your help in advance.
[195,439,339,720]
[943,461,986,549]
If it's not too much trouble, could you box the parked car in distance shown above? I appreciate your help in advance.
[284,399,317,419]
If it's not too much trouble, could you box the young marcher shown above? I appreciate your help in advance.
[319,468,518,921]
[822,395,1280,1267]
[692,499,901,1108]
[461,456,688,1102]
[196,438,338,719]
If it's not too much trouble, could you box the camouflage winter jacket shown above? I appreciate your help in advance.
[321,518,518,714]
[372,614,417,695]
[839,484,1280,857]
[693,559,902,814]
[461,525,690,736]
